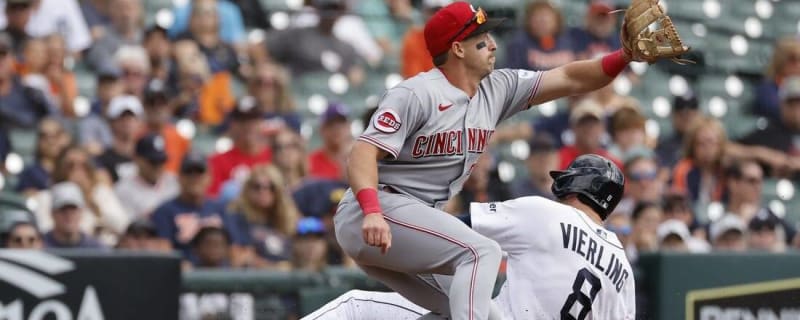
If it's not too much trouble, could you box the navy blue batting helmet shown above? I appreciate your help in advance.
[550,154,625,219]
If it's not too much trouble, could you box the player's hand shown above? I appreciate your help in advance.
[362,213,392,254]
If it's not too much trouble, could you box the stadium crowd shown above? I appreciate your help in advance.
[0,0,799,306]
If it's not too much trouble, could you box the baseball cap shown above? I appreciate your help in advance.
[673,93,699,111]
[143,79,169,105]
[321,102,349,124]
[125,219,158,237]
[656,219,691,244]
[135,134,168,164]
[569,100,605,124]
[51,182,86,210]
[180,152,208,174]
[779,76,800,102]
[107,95,144,119]
[292,179,348,217]
[528,133,557,154]
[97,68,122,82]
[296,217,326,236]
[424,2,506,57]
[748,208,781,232]
[709,214,746,242]
[230,96,264,121]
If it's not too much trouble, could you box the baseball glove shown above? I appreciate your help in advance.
[621,0,691,64]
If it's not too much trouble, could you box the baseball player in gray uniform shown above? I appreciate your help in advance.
[336,1,636,319]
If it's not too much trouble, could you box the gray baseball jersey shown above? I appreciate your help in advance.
[360,68,543,208]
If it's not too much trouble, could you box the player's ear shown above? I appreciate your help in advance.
[452,41,466,59]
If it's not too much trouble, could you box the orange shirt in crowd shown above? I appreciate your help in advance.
[308,149,342,180]
[15,64,78,116]
[207,146,273,197]
[401,27,433,79]
[161,125,191,174]
[558,145,623,171]
[198,72,236,125]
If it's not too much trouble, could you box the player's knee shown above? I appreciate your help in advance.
[473,238,502,263]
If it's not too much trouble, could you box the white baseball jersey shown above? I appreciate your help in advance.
[307,196,636,320]
[471,196,636,320]
[359,68,543,208]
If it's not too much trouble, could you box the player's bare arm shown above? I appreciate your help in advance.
[530,55,629,106]
[347,141,392,254]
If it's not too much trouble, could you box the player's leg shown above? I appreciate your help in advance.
[357,265,450,317]
[301,289,428,320]
[335,191,503,320]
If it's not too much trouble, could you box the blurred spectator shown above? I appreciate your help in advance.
[661,191,699,235]
[445,154,510,215]
[558,99,621,170]
[358,0,419,63]
[3,0,33,55]
[656,93,701,169]
[115,134,180,220]
[0,31,58,129]
[116,219,171,252]
[16,117,71,195]
[308,102,352,181]
[85,0,142,74]
[176,0,240,75]
[505,1,574,71]
[569,0,620,60]
[400,0,449,78]
[510,134,558,199]
[0,0,92,53]
[79,70,123,155]
[753,37,800,120]
[606,213,632,255]
[79,0,111,41]
[151,152,248,258]
[4,221,42,249]
[607,107,647,161]
[227,165,299,269]
[51,145,129,237]
[95,95,143,182]
[709,214,747,252]
[207,99,273,197]
[143,26,172,85]
[266,0,364,80]
[42,34,77,116]
[172,40,235,125]
[748,209,787,253]
[723,159,765,222]
[671,116,727,214]
[738,76,800,177]
[630,201,663,260]
[292,179,350,266]
[656,219,690,252]
[244,63,301,132]
[142,79,191,174]
[228,0,269,30]
[616,152,665,216]
[0,209,35,243]
[272,128,308,189]
[291,216,328,272]
[114,45,150,98]
[42,182,103,249]
[168,0,247,46]
[190,226,232,268]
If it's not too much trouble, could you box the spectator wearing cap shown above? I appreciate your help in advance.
[558,99,621,170]
[189,226,233,269]
[116,218,171,252]
[114,134,180,220]
[95,95,143,182]
[3,0,34,55]
[510,134,559,199]
[568,0,621,60]
[709,214,747,252]
[3,0,92,54]
[151,152,249,259]
[0,31,58,130]
[16,117,71,195]
[291,216,329,272]
[293,179,353,266]
[42,182,104,249]
[85,0,143,74]
[207,98,273,197]
[607,107,648,161]
[505,1,575,71]
[656,219,690,252]
[400,0,451,78]
[615,151,665,216]
[0,209,40,249]
[49,145,129,238]
[655,93,701,169]
[308,102,352,181]
[143,80,191,173]
[175,0,240,76]
[748,209,787,253]
[271,128,308,189]
[78,70,123,155]
[752,37,800,121]
[738,76,800,177]
[227,165,299,269]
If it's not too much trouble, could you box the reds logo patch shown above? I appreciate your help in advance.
[374,110,402,133]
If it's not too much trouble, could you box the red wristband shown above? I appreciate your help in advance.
[601,49,628,78]
[356,188,382,215]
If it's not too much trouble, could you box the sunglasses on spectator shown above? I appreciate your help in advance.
[607,225,632,236]
[629,170,658,181]
[739,175,763,185]
[11,235,40,246]
[248,182,274,191]
[447,7,488,44]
